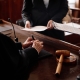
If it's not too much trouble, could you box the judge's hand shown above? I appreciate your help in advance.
[47,20,54,30]
[22,37,33,48]
[32,40,43,54]
[25,21,31,28]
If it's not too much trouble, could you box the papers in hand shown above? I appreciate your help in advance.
[22,26,47,31]
[53,22,80,35]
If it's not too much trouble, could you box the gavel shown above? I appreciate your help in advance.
[55,50,70,76]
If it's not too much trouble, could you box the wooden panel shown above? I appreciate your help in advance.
[72,10,79,18]
[65,34,80,44]
[74,0,80,18]
[8,0,23,23]
[0,0,23,23]
[0,0,9,21]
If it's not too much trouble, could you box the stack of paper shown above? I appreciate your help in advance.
[53,22,80,35]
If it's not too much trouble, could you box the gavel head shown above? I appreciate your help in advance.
[55,50,70,58]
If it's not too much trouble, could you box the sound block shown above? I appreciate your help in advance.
[56,53,77,65]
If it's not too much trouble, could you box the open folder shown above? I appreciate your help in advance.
[53,22,80,35]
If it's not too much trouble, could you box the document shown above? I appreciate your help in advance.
[65,22,80,28]
[53,22,80,35]
[22,26,47,31]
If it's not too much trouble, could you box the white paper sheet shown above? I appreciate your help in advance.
[65,22,80,28]
[22,26,47,31]
[53,22,80,35]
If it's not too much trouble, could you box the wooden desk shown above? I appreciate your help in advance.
[64,22,80,45]
[65,33,80,45]
[0,20,80,80]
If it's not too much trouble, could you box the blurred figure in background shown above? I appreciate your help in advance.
[21,0,68,40]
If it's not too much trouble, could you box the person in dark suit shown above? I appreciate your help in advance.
[21,0,68,40]
[0,33,43,80]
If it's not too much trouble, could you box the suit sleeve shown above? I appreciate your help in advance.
[20,47,38,66]
[15,42,22,50]
[21,0,33,25]
[15,47,38,78]
[15,42,38,64]
[51,0,68,23]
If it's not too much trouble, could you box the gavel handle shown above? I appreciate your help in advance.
[55,54,63,76]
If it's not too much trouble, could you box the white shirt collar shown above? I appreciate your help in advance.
[43,0,49,8]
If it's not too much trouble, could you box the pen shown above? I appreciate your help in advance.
[32,35,35,40]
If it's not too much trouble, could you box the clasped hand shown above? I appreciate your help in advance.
[22,37,43,54]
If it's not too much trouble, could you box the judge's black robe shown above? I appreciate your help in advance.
[0,33,38,80]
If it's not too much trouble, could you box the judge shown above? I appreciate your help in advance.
[21,0,68,40]
[0,33,43,80]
